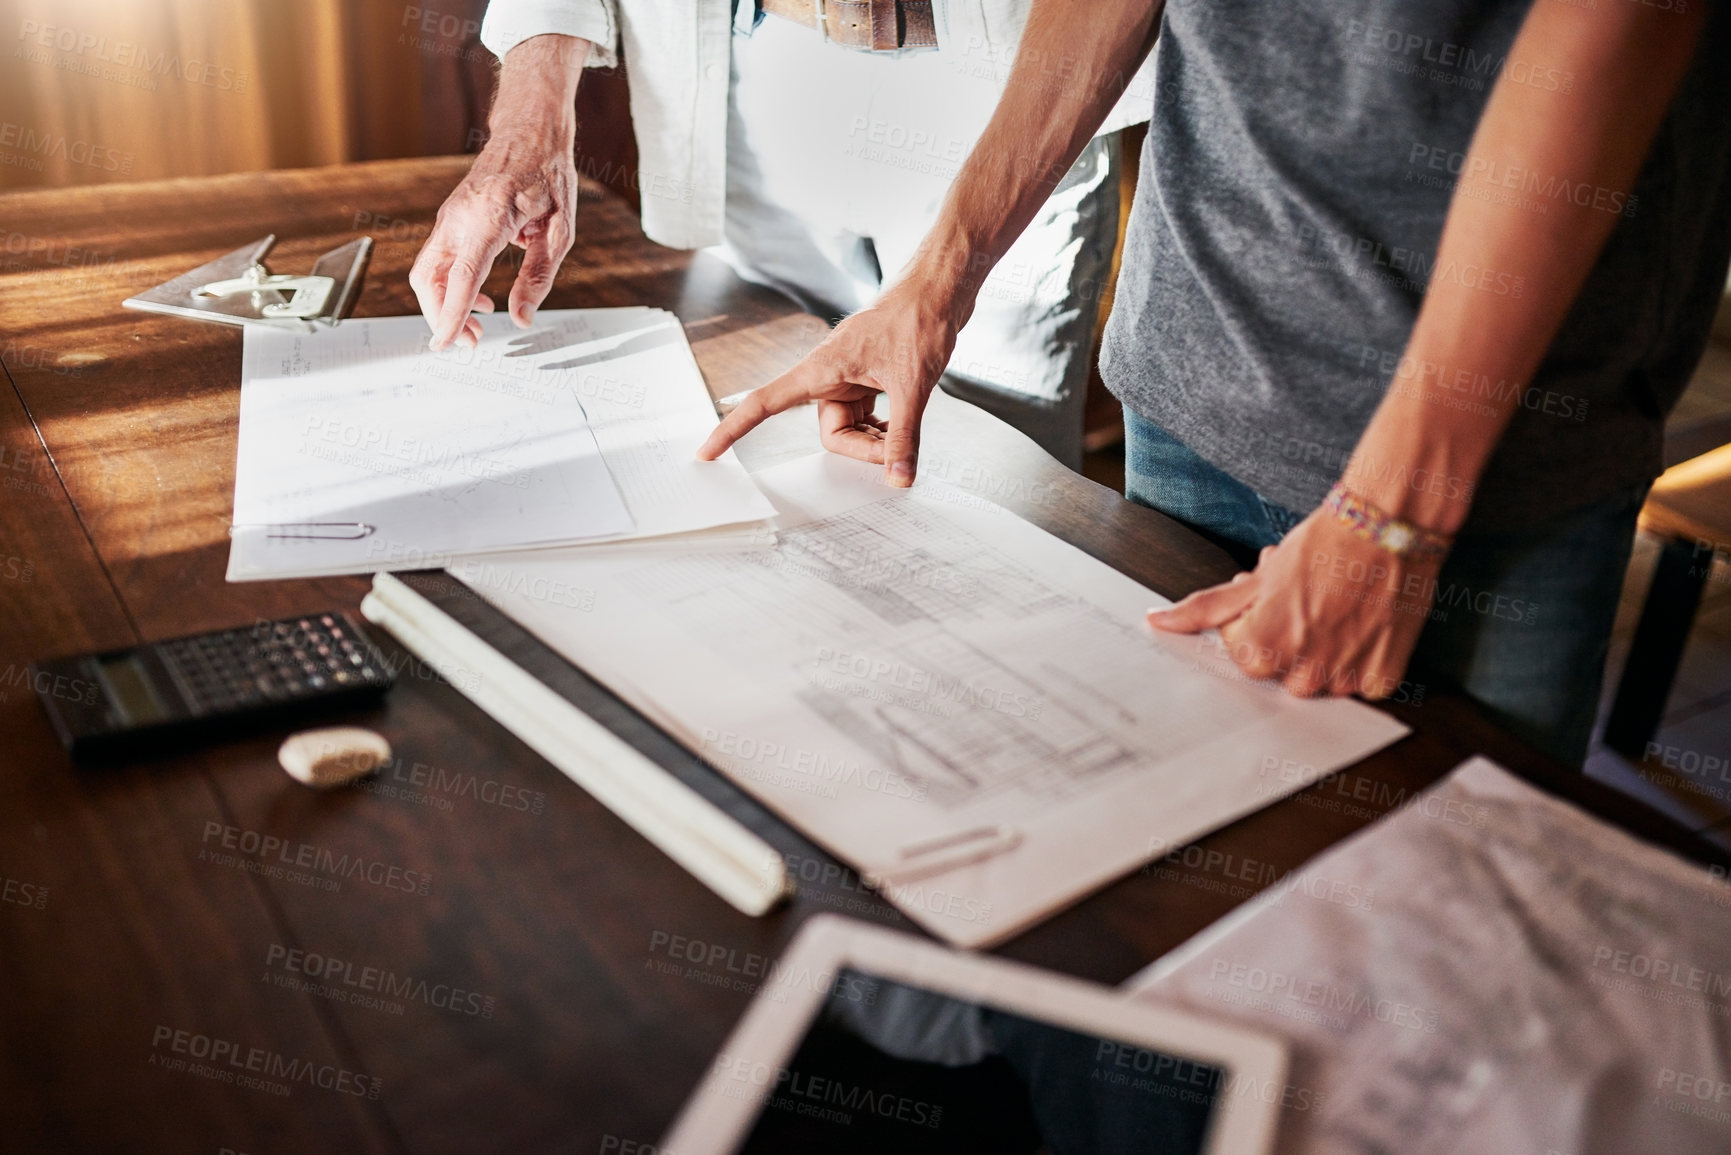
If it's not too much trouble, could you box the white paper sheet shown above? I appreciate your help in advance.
[1125,757,1731,1155]
[227,309,774,581]
[503,307,775,542]
[458,453,1410,946]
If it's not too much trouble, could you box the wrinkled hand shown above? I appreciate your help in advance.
[696,278,963,487]
[1148,511,1447,699]
[409,131,576,351]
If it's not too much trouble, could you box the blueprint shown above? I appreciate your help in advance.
[461,453,1410,946]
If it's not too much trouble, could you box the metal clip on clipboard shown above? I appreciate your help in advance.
[123,234,372,330]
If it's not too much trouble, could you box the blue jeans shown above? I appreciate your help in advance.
[1125,412,1643,767]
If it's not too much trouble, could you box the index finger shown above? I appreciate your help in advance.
[696,358,842,461]
[408,237,456,335]
[430,226,512,351]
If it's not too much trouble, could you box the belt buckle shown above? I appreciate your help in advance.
[810,0,828,41]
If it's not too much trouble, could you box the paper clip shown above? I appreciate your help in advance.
[228,522,376,540]
[867,824,1024,887]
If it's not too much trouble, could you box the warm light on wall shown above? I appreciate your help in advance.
[0,0,492,189]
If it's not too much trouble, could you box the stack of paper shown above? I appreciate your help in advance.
[458,453,1410,946]
[1127,758,1731,1155]
[227,308,774,581]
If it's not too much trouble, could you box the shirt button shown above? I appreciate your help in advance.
[704,63,721,81]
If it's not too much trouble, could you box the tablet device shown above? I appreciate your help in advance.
[663,915,1286,1155]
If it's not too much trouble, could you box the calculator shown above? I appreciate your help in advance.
[30,612,395,761]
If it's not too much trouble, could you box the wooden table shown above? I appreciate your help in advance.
[1,158,1722,1154]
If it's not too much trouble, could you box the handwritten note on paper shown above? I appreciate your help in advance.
[227,309,774,582]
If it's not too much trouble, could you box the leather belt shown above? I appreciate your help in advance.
[759,0,939,52]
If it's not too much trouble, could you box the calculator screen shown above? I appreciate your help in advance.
[97,654,169,724]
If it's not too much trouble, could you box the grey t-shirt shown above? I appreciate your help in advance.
[1101,0,1731,531]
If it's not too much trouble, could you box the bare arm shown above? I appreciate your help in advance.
[698,1,1163,483]
[1345,0,1708,534]
[1153,0,1709,700]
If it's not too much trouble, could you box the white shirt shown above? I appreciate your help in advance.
[480,1,1154,250]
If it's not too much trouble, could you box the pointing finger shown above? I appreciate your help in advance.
[881,385,929,488]
[431,220,511,351]
[697,357,845,461]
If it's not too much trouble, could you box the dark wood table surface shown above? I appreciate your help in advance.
[1,157,1724,1154]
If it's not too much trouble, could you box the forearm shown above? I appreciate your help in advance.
[903,1,1162,323]
[490,34,591,146]
[1345,1,1706,534]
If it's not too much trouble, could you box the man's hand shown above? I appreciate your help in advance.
[409,35,589,351]
[1148,512,1444,699]
[696,277,965,486]
[699,1,1159,482]
[1157,0,1703,703]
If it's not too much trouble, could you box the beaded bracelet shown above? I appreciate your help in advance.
[1322,482,1454,561]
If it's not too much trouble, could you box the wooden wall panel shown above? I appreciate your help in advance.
[0,0,494,188]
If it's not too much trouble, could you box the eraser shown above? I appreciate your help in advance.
[278,727,391,788]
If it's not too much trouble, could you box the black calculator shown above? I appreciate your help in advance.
[30,612,395,761]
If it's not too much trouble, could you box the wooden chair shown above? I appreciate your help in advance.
[1604,442,1731,757]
